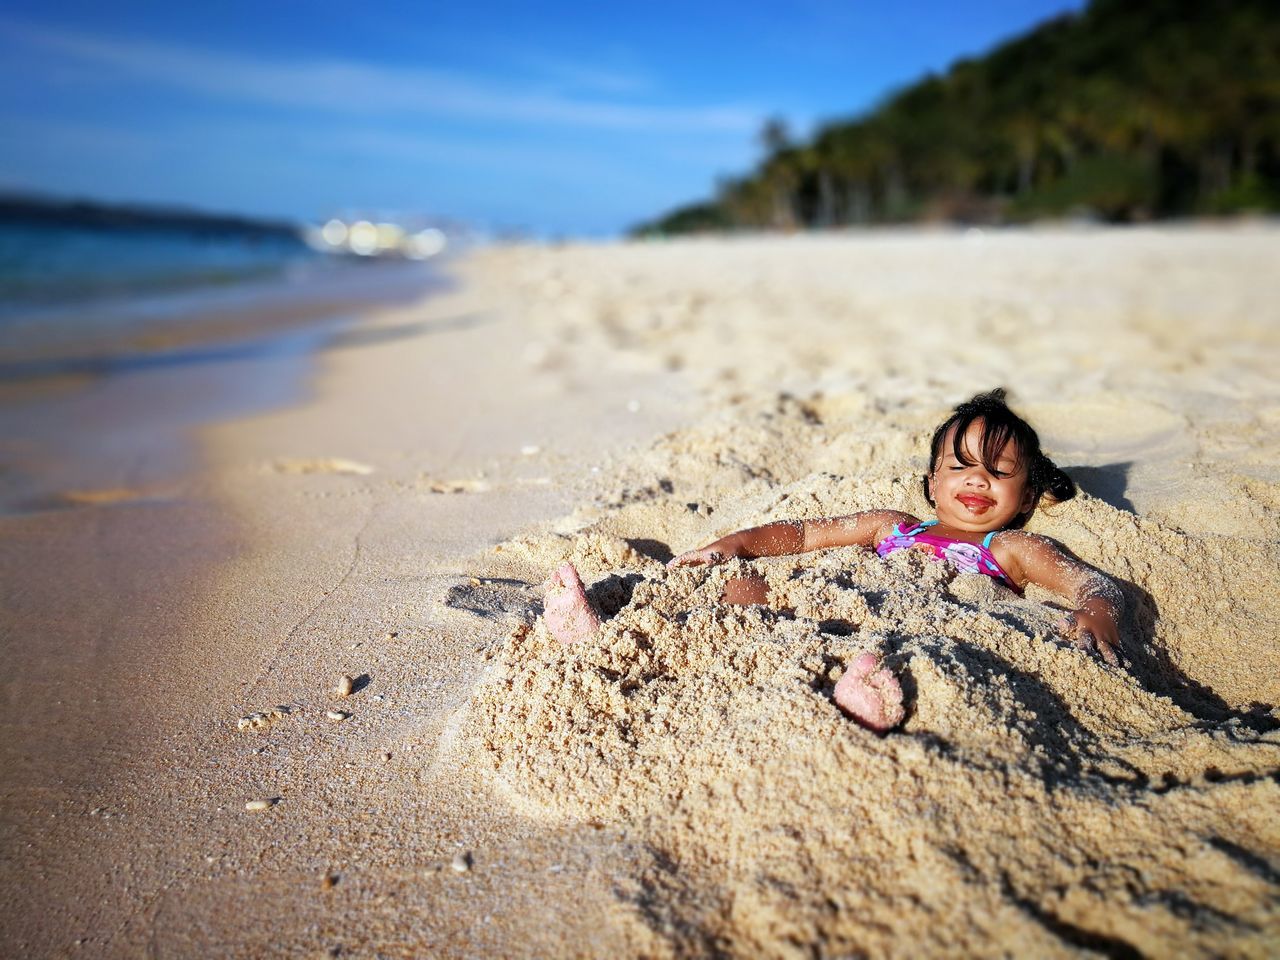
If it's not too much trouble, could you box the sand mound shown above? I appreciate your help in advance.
[455,392,1279,956]
[468,543,1279,955]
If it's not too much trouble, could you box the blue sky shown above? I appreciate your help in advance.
[0,1,1084,236]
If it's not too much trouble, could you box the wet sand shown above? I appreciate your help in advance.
[2,225,1278,957]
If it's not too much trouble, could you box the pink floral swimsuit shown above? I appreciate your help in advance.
[876,520,1020,593]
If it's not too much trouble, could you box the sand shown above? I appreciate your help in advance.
[3,225,1279,957]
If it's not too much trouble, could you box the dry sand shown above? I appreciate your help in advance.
[3,225,1279,957]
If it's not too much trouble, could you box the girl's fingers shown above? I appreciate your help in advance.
[1056,613,1121,666]
[1076,627,1097,655]
[1056,613,1093,651]
[1096,637,1121,667]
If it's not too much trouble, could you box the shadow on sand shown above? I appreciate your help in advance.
[1067,460,1275,731]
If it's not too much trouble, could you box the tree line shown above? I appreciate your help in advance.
[634,0,1280,235]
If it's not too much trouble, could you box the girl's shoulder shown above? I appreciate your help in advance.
[864,509,920,545]
[987,530,1069,581]
[988,529,1064,555]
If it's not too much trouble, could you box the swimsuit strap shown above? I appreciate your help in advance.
[919,520,939,528]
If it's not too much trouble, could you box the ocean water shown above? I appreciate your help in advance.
[0,220,321,312]
[0,211,454,385]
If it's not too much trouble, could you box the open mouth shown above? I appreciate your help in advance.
[957,494,995,511]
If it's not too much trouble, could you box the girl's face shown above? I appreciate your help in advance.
[928,420,1035,533]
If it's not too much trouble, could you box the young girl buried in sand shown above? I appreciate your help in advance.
[544,389,1124,732]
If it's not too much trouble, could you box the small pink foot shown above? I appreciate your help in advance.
[543,561,602,646]
[833,652,905,732]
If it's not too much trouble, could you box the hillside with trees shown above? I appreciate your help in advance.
[634,0,1280,235]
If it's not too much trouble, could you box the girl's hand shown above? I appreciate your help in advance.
[1055,608,1121,666]
[667,545,732,568]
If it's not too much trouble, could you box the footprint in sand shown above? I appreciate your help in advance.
[269,458,375,476]
[236,705,293,732]
[443,577,538,624]
[42,486,177,509]
[418,475,491,494]
[417,476,549,494]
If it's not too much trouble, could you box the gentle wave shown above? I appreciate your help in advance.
[0,221,321,312]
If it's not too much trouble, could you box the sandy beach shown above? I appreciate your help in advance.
[3,225,1279,957]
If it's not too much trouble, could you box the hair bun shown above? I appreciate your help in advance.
[964,387,1006,403]
[1044,461,1077,503]
[955,388,1010,417]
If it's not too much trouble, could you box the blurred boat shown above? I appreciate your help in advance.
[303,218,449,261]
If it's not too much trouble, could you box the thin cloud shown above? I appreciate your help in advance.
[513,52,653,95]
[2,109,699,215]
[1,19,758,134]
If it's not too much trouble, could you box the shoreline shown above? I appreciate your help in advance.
[0,257,447,372]
[0,258,446,510]
[3,226,1278,957]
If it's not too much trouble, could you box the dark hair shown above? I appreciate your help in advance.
[922,388,1075,527]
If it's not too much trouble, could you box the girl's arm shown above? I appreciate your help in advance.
[668,510,913,568]
[1000,532,1124,666]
